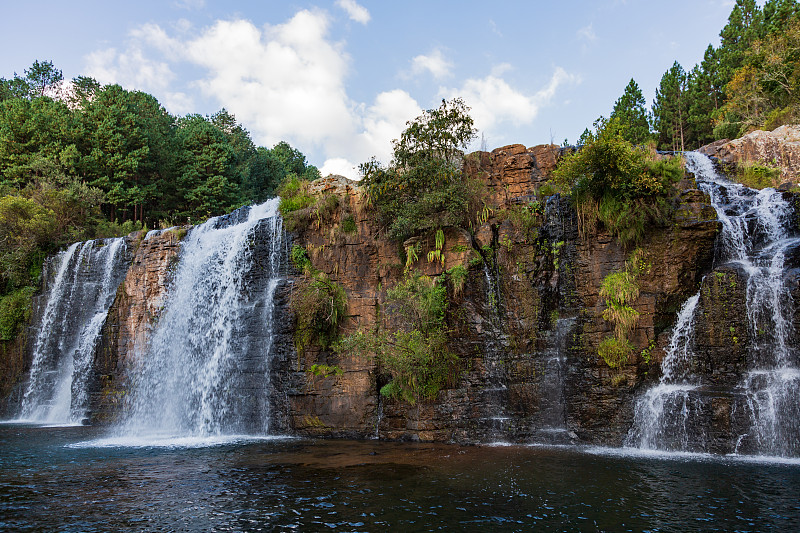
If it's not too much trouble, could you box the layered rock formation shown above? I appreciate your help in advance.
[281,144,720,445]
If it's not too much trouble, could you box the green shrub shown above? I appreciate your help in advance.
[552,117,681,246]
[95,219,145,238]
[736,162,781,189]
[278,176,315,214]
[0,286,35,341]
[337,273,459,404]
[341,214,357,234]
[290,244,312,273]
[598,337,634,369]
[506,200,543,237]
[712,118,744,141]
[597,250,648,369]
[292,271,347,352]
[446,264,468,296]
[278,176,344,233]
[307,363,343,378]
[361,98,482,242]
[762,106,796,132]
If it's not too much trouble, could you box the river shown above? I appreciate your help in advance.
[1,424,798,532]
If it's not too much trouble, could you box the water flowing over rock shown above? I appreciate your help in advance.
[117,199,286,438]
[17,238,129,424]
[627,152,800,456]
[15,144,800,456]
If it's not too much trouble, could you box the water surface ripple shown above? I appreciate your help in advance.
[1,425,798,532]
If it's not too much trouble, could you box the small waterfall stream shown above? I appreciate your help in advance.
[119,199,284,439]
[627,152,800,456]
[18,237,129,424]
[530,316,576,444]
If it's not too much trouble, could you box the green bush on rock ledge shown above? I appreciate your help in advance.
[291,270,347,352]
[337,273,459,404]
[551,117,682,246]
[360,98,484,242]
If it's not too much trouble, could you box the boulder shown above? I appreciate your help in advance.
[699,125,800,182]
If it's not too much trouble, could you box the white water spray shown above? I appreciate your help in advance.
[18,238,128,424]
[119,199,284,440]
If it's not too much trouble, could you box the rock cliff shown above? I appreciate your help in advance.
[279,144,720,445]
[3,144,731,448]
[699,125,800,183]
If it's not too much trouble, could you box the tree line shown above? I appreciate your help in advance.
[0,60,318,339]
[595,0,799,152]
[0,60,319,226]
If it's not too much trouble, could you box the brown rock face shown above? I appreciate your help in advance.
[281,151,721,446]
[463,144,564,209]
[89,229,184,423]
[699,125,800,182]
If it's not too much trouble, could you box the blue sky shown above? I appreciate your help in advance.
[2,0,738,178]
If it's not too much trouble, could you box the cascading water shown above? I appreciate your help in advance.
[625,293,705,451]
[626,152,800,456]
[18,237,129,424]
[119,199,284,439]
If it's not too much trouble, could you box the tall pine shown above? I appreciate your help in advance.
[652,62,688,152]
[610,78,651,145]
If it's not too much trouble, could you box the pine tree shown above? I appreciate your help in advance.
[610,78,651,145]
[652,62,688,152]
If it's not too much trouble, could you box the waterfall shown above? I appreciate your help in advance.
[531,316,576,444]
[627,152,800,456]
[119,199,284,439]
[18,238,129,424]
[625,293,703,451]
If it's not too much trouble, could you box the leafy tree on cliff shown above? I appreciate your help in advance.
[361,97,479,241]
[610,78,651,145]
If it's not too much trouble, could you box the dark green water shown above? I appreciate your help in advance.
[1,424,799,532]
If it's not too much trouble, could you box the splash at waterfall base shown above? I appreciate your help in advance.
[5,144,800,458]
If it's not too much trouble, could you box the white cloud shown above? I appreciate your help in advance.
[489,19,503,37]
[85,10,604,180]
[409,49,453,80]
[440,67,579,142]
[84,10,414,180]
[321,157,358,178]
[179,13,356,149]
[358,89,421,162]
[85,46,175,93]
[577,23,596,42]
[335,0,371,24]
[490,63,512,77]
